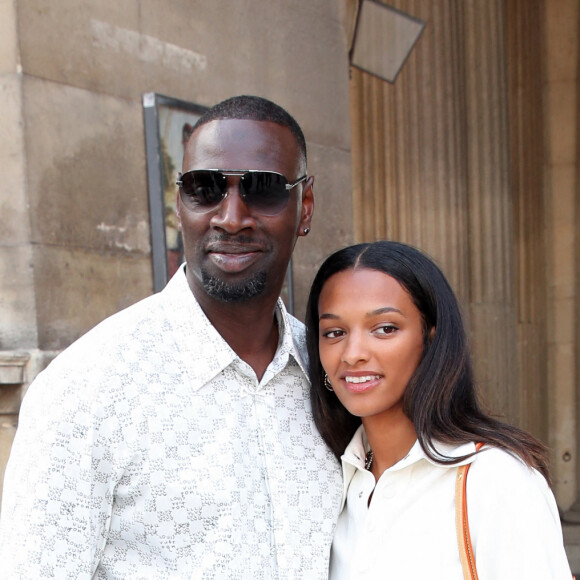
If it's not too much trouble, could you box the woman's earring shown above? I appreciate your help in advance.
[324,373,334,392]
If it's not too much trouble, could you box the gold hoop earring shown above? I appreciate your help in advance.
[324,373,334,392]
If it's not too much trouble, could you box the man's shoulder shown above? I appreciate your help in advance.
[42,291,169,375]
[77,291,164,344]
[78,266,190,348]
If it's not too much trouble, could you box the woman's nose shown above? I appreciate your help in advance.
[340,332,370,366]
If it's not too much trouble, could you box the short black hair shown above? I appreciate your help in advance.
[192,95,307,166]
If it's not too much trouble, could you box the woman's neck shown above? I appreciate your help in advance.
[362,410,417,479]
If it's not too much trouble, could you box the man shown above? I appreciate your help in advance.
[0,96,342,578]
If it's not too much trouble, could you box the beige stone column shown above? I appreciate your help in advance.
[543,0,579,509]
[350,0,518,420]
[350,0,471,300]
[0,0,37,351]
[462,0,519,421]
[506,0,549,445]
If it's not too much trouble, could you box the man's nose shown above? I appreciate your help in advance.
[209,179,256,233]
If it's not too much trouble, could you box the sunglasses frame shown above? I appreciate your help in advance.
[176,169,308,215]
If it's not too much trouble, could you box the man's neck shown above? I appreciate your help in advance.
[195,290,282,382]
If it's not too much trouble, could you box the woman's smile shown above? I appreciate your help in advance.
[342,373,382,392]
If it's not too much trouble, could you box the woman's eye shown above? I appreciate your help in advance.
[322,329,344,339]
[375,325,397,335]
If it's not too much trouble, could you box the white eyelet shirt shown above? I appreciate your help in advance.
[0,266,342,579]
[331,425,572,579]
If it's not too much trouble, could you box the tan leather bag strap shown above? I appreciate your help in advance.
[455,442,484,580]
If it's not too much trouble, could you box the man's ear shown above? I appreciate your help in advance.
[297,175,315,237]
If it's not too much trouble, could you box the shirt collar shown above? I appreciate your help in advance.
[338,425,478,511]
[342,424,478,473]
[274,298,310,379]
[160,265,308,389]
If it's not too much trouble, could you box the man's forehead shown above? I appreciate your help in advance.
[183,119,302,172]
[187,118,297,150]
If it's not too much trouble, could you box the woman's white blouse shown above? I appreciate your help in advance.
[330,425,572,579]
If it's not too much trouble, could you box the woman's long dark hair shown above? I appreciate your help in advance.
[306,241,550,483]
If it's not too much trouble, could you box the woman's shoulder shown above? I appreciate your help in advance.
[469,445,548,489]
[466,445,556,517]
[463,448,570,578]
[470,444,540,473]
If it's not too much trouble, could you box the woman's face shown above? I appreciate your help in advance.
[318,268,425,422]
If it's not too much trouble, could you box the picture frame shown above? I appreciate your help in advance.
[143,93,207,292]
[142,93,295,314]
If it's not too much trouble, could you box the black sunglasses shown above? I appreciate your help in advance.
[176,169,307,216]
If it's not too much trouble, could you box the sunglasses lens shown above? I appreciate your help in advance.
[179,171,226,211]
[241,172,289,215]
[179,170,293,215]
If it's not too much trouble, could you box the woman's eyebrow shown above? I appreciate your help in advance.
[319,306,404,321]
[319,313,339,321]
[369,306,403,317]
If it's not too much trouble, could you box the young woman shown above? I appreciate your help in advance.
[306,241,572,579]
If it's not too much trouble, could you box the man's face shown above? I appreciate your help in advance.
[177,119,313,305]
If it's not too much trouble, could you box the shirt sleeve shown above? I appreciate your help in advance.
[0,362,130,578]
[467,447,573,579]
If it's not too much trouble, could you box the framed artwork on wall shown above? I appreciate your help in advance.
[143,93,207,292]
[142,93,295,313]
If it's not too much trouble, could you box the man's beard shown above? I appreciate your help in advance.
[200,269,267,302]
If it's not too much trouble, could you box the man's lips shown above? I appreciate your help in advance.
[206,243,264,254]
[206,243,264,273]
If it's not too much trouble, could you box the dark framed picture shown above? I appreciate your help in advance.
[142,93,294,314]
[143,93,207,292]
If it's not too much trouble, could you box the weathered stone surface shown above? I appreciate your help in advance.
[16,0,351,151]
[0,386,20,414]
[23,77,150,253]
[0,416,17,508]
[0,0,18,75]
[0,74,28,247]
[0,245,37,350]
[0,352,29,386]
[32,245,153,351]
